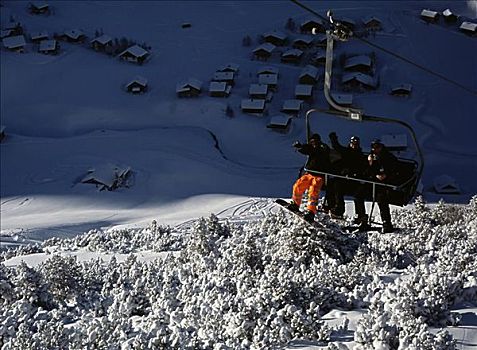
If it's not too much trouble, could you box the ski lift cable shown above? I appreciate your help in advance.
[290,0,477,96]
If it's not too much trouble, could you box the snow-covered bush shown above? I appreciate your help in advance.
[1,197,476,349]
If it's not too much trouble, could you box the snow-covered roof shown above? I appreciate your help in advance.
[176,78,202,92]
[301,18,323,27]
[2,35,26,49]
[5,22,21,30]
[257,66,279,76]
[282,49,303,58]
[213,71,234,81]
[442,9,455,17]
[282,99,303,111]
[31,1,49,10]
[421,9,439,19]
[249,84,268,96]
[300,65,319,79]
[295,84,313,96]
[342,72,377,88]
[292,36,313,45]
[253,43,276,54]
[64,29,85,40]
[91,34,112,45]
[331,93,353,105]
[209,81,228,92]
[0,30,13,39]
[433,174,461,194]
[217,63,239,72]
[81,164,130,190]
[258,74,278,86]
[268,115,291,127]
[30,31,49,40]
[263,30,287,41]
[127,76,148,88]
[362,15,382,25]
[344,55,372,69]
[392,83,413,93]
[39,39,57,52]
[460,21,477,32]
[119,45,149,58]
[241,99,266,110]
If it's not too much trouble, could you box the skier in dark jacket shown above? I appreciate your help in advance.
[327,132,368,221]
[287,133,331,222]
[366,139,398,233]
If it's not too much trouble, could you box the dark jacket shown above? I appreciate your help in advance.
[297,142,331,173]
[330,138,367,178]
[368,148,398,183]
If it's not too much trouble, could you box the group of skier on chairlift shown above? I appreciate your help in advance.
[287,132,398,233]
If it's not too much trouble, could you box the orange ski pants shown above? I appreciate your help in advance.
[292,173,323,213]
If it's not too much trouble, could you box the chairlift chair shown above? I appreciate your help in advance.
[302,16,424,219]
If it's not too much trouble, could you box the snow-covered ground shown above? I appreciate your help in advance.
[1,1,477,349]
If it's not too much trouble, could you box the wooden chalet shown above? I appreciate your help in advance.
[81,164,132,191]
[344,55,373,73]
[295,84,313,100]
[459,21,477,36]
[281,99,303,115]
[299,65,320,85]
[292,36,314,49]
[362,15,382,31]
[61,29,86,43]
[30,31,49,43]
[267,115,291,133]
[262,30,288,46]
[314,34,327,47]
[258,74,278,90]
[90,34,113,51]
[1,30,14,39]
[421,9,440,23]
[253,43,276,60]
[212,71,235,85]
[336,17,356,30]
[391,84,412,96]
[442,9,458,23]
[310,51,326,66]
[342,72,377,90]
[433,174,461,194]
[209,81,231,97]
[2,35,26,53]
[126,76,148,94]
[176,78,202,97]
[281,48,303,64]
[249,84,269,99]
[241,99,266,114]
[257,66,279,76]
[217,63,239,73]
[301,19,325,34]
[29,1,49,14]
[118,45,149,64]
[4,22,23,36]
[38,39,59,55]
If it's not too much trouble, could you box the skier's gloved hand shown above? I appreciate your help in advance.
[292,141,302,148]
[329,132,338,141]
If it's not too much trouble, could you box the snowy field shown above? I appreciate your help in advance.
[1,1,477,349]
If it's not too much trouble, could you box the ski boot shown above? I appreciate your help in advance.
[287,201,300,213]
[303,210,315,223]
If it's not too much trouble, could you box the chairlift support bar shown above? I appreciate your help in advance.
[302,14,425,221]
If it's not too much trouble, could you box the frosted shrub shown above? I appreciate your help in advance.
[1,198,476,349]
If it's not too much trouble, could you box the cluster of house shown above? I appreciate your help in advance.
[251,16,385,64]
[1,19,151,65]
[420,8,477,35]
